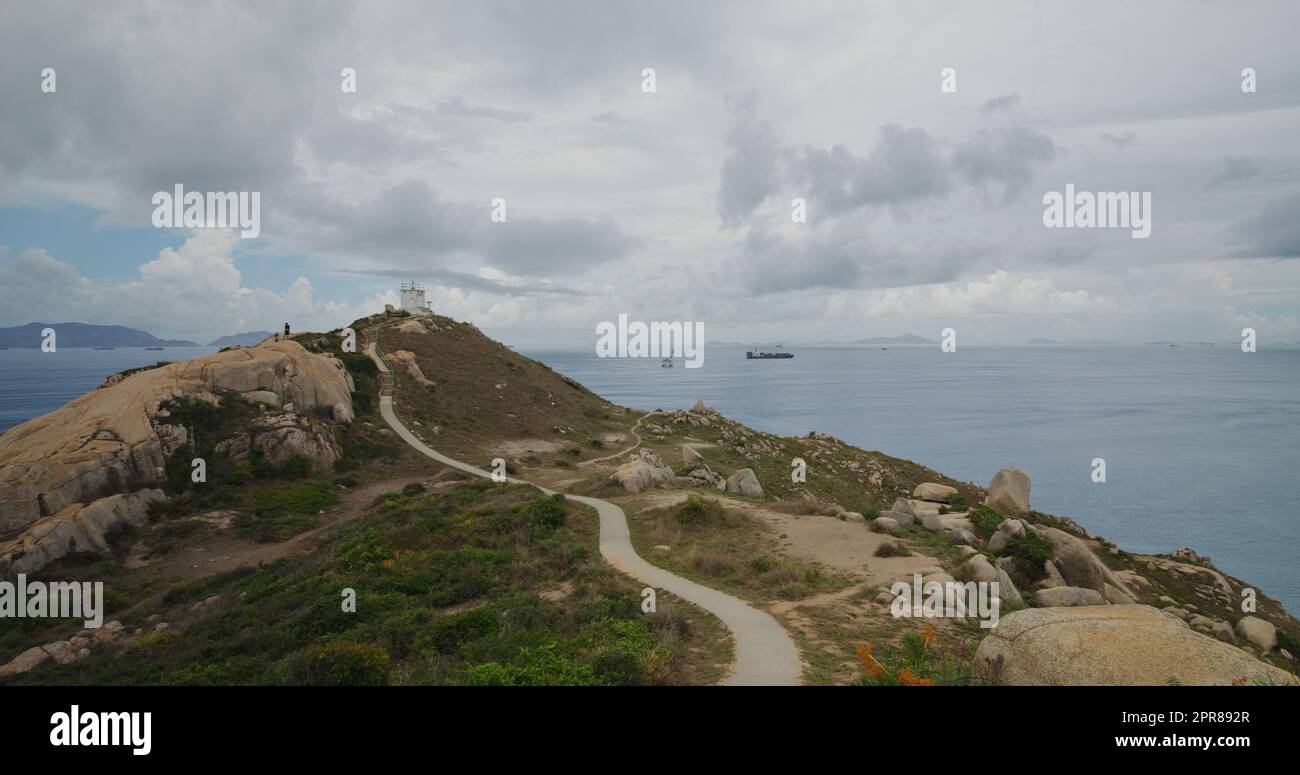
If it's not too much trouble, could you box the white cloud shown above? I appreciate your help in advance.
[0,231,395,342]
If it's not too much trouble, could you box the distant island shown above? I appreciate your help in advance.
[0,322,197,349]
[853,333,936,345]
[208,331,275,347]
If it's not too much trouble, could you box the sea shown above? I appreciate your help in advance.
[1,343,1296,614]
[522,344,1300,615]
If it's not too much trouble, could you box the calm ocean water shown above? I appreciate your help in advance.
[524,345,1300,614]
[1,344,1296,613]
[0,347,216,432]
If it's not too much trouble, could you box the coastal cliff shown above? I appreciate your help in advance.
[0,340,354,577]
[0,310,1295,686]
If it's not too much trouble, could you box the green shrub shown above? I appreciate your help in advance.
[674,494,722,526]
[968,505,1007,538]
[427,608,499,654]
[464,644,597,686]
[748,554,775,574]
[251,483,337,515]
[874,542,911,558]
[1005,530,1055,580]
[518,494,567,531]
[284,642,390,686]
[336,533,389,572]
[402,482,427,496]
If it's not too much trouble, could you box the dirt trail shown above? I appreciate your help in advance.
[129,474,435,581]
[577,411,662,467]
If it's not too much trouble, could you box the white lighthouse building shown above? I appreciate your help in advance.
[399,281,432,315]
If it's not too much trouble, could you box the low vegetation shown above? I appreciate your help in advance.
[5,481,730,686]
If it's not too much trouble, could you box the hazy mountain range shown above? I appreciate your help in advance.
[208,331,274,347]
[0,322,197,348]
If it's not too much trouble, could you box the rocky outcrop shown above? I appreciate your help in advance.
[912,483,957,503]
[2,490,164,576]
[0,341,354,577]
[987,518,1025,554]
[975,605,1296,686]
[874,516,901,535]
[724,468,763,497]
[1035,586,1105,607]
[390,349,435,386]
[610,449,677,494]
[213,412,342,471]
[1235,616,1277,653]
[985,467,1030,516]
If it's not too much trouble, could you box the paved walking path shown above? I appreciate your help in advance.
[365,336,802,685]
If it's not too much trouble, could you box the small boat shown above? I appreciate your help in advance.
[94,346,115,350]
[746,350,794,359]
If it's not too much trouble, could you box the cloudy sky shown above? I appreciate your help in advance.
[1,0,1298,346]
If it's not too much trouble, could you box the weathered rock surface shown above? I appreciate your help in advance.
[213,412,343,471]
[681,444,704,468]
[390,349,435,386]
[1235,616,1277,653]
[912,483,957,503]
[975,605,1297,686]
[610,449,677,494]
[686,463,725,490]
[2,489,164,576]
[1037,527,1104,594]
[1035,586,1105,607]
[988,518,1025,554]
[959,555,1000,585]
[724,468,763,497]
[985,467,1031,516]
[0,341,354,577]
[874,516,901,535]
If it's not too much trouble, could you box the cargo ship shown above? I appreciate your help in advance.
[746,350,793,359]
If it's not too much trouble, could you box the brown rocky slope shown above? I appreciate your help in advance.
[0,340,354,577]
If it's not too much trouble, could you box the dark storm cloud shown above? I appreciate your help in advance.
[1207,155,1261,189]
[295,180,642,276]
[981,93,1021,114]
[787,125,952,216]
[950,126,1058,202]
[1099,130,1138,148]
[716,93,1057,228]
[724,220,986,296]
[716,91,782,227]
[1232,192,1300,258]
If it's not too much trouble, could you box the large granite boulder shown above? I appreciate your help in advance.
[724,468,763,497]
[1235,616,1277,653]
[912,483,958,503]
[1035,586,1105,607]
[0,340,354,577]
[985,467,1030,516]
[1037,526,1137,602]
[610,449,676,494]
[974,605,1296,686]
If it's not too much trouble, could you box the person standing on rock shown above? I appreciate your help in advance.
[284,322,291,338]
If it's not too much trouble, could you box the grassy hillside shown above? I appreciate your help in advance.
[3,474,730,686]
